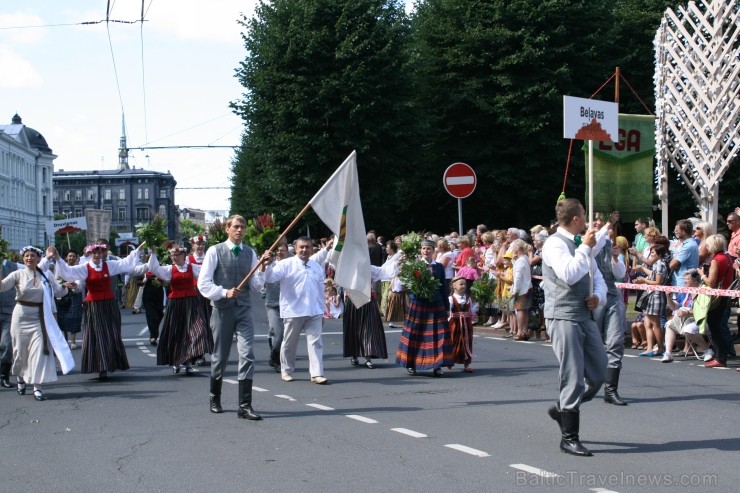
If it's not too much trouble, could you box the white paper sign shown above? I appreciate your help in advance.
[45,217,88,238]
[563,95,619,142]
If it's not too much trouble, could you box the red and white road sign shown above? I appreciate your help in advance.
[443,162,477,199]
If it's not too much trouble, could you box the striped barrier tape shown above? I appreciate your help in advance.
[531,275,740,298]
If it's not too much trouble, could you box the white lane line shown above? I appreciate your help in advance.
[516,341,535,344]
[445,444,490,457]
[138,326,148,336]
[485,337,506,341]
[223,378,238,385]
[140,349,151,354]
[590,488,620,493]
[147,354,156,358]
[391,428,427,438]
[346,415,378,424]
[136,341,144,346]
[275,394,297,401]
[306,403,335,411]
[253,386,268,392]
[509,463,560,478]
[623,354,638,358]
[542,344,553,347]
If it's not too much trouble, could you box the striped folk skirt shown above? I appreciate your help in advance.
[395,295,452,371]
[81,298,130,373]
[157,296,213,366]
[343,296,388,359]
[384,291,406,323]
[449,314,474,365]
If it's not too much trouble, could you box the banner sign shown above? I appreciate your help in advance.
[85,209,111,245]
[563,95,619,142]
[584,114,656,221]
[45,217,88,238]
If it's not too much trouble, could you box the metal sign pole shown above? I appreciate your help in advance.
[458,198,463,236]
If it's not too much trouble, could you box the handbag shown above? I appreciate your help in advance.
[635,292,649,312]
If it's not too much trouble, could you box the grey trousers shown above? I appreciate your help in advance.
[593,292,625,369]
[548,318,607,411]
[210,304,255,381]
[0,313,12,367]
[266,305,284,350]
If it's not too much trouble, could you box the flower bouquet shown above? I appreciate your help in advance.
[245,213,281,253]
[471,276,496,305]
[400,231,423,259]
[399,259,440,300]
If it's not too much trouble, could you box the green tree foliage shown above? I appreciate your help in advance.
[178,219,203,247]
[230,0,420,234]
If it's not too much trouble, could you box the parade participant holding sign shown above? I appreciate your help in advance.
[543,198,607,457]
[1,246,74,400]
[49,242,144,381]
[198,215,265,420]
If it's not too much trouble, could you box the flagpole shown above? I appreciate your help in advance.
[588,139,594,295]
[235,202,312,291]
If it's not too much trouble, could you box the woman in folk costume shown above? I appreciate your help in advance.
[188,234,211,367]
[396,239,453,377]
[383,241,405,327]
[49,243,145,381]
[342,252,400,368]
[147,245,211,375]
[0,247,74,400]
[448,276,474,373]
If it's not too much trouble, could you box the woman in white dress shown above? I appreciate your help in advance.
[0,246,73,400]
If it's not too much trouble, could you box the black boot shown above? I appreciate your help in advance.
[237,380,262,420]
[559,410,593,457]
[0,363,11,389]
[603,367,628,406]
[269,348,281,373]
[581,383,599,403]
[209,377,223,414]
[547,401,561,426]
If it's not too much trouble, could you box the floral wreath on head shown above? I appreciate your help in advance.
[20,246,43,257]
[169,246,188,255]
[189,234,208,244]
[86,243,108,253]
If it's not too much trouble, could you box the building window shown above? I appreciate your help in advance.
[75,209,83,217]
[87,188,95,200]
[75,190,82,201]
[53,190,58,201]
[119,189,125,200]
[63,209,71,218]
[159,189,167,199]
[137,208,150,221]
[158,205,167,219]
[63,191,70,202]
[118,207,126,220]
[144,188,149,200]
[104,189,111,200]
[137,188,142,200]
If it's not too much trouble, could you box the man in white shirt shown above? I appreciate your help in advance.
[198,215,265,420]
[260,237,330,384]
[542,198,607,457]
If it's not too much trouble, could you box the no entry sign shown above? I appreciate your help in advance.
[443,162,477,199]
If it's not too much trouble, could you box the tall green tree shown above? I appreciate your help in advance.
[230,0,420,234]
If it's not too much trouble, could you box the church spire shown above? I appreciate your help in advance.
[118,114,129,170]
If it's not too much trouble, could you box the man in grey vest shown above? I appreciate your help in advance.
[198,215,265,420]
[0,258,18,388]
[542,198,607,457]
[591,214,628,406]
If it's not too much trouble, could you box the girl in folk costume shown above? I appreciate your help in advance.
[342,254,400,369]
[324,281,343,319]
[147,246,212,375]
[448,276,474,373]
[50,243,146,380]
[0,247,75,400]
[188,234,211,367]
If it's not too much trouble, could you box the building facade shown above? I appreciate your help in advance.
[52,168,178,240]
[0,114,55,251]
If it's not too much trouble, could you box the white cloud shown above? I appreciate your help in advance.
[0,46,42,87]
[0,13,45,44]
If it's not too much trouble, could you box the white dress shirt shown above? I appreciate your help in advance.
[542,227,606,304]
[55,251,140,281]
[197,240,264,301]
[148,252,201,282]
[264,254,325,318]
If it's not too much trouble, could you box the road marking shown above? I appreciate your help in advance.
[346,415,378,424]
[146,353,156,357]
[136,341,144,346]
[138,326,148,336]
[445,444,490,457]
[306,403,334,411]
[589,488,620,493]
[391,428,427,438]
[275,394,296,401]
[542,344,553,347]
[223,378,238,385]
[485,337,506,340]
[509,463,560,478]
[253,386,268,392]
[516,340,535,344]
[623,354,638,358]
[140,349,151,354]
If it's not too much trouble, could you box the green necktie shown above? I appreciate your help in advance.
[574,235,582,247]
[231,245,241,257]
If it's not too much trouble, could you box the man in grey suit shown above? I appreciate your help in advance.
[198,215,265,420]
[542,198,607,457]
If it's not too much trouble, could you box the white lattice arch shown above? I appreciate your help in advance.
[654,0,739,229]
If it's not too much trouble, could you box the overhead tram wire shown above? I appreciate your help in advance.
[106,0,128,137]
[140,0,150,145]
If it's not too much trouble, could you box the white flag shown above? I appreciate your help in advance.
[309,151,371,307]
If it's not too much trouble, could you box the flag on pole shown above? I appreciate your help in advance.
[309,151,371,307]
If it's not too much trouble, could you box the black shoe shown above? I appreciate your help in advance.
[350,357,359,366]
[603,368,628,406]
[194,357,207,367]
[0,377,11,389]
[209,378,223,414]
[547,402,562,426]
[559,410,593,457]
[432,368,445,378]
[237,380,262,420]
[173,366,181,375]
[17,383,26,395]
[185,367,197,376]
[364,360,375,369]
[407,368,416,375]
[33,389,46,401]
[98,371,109,381]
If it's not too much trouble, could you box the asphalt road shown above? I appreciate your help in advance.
[2,293,739,493]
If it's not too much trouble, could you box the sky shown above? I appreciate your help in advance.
[1,0,260,213]
[2,1,416,214]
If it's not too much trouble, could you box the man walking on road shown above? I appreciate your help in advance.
[542,198,607,457]
[198,215,265,420]
[260,237,331,384]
